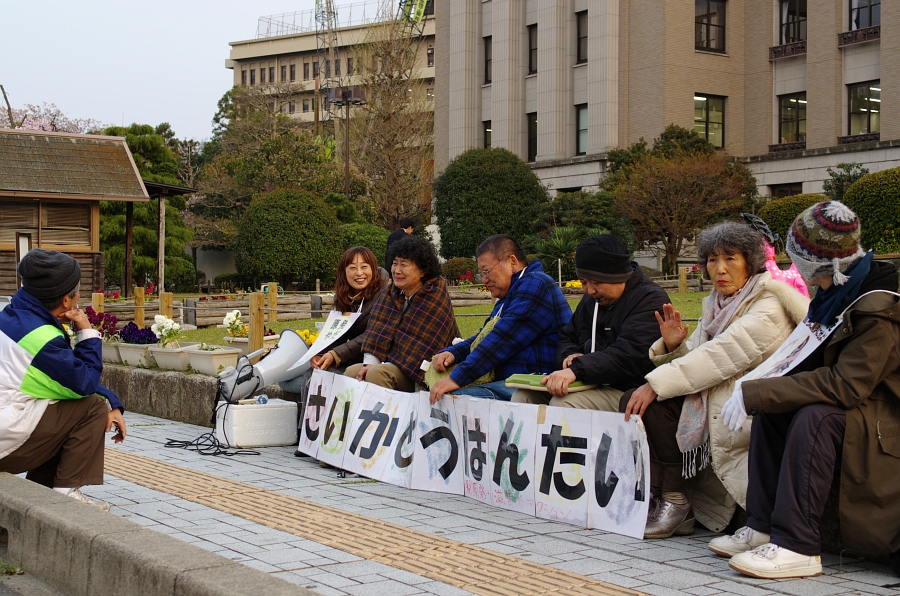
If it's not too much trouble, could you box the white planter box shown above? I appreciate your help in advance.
[101,342,122,364]
[148,343,198,371]
[184,346,241,376]
[223,335,280,356]
[117,343,153,368]
[214,399,298,448]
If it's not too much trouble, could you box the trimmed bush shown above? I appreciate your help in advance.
[757,193,824,245]
[442,257,477,284]
[341,222,391,267]
[843,166,900,250]
[234,189,344,287]
[433,148,548,259]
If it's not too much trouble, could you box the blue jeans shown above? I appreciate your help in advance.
[452,380,515,401]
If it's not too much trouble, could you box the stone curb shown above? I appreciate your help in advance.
[0,474,317,596]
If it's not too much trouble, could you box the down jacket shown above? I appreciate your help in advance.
[644,272,809,531]
[743,274,900,558]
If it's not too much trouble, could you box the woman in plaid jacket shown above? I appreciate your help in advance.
[345,235,460,392]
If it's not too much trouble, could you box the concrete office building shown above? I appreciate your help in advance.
[434,0,899,196]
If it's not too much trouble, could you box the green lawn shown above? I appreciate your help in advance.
[177,290,710,345]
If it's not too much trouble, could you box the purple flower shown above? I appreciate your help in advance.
[119,322,158,345]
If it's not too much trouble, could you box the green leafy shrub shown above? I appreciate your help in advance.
[843,166,900,250]
[433,148,548,259]
[757,194,824,245]
[234,189,344,287]
[442,257,477,284]
[341,222,391,267]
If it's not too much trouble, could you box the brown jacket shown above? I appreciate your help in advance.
[742,290,900,558]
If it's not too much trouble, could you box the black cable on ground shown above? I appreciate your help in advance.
[164,386,260,457]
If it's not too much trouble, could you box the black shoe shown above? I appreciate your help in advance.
[294,449,307,457]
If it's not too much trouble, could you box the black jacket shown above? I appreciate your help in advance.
[558,264,670,391]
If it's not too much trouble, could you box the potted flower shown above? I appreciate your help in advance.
[184,343,242,376]
[85,306,121,363]
[222,310,279,355]
[147,315,196,371]
[116,322,158,367]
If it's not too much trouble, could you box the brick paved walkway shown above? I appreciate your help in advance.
[84,413,899,596]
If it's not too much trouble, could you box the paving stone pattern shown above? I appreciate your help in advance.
[84,414,900,596]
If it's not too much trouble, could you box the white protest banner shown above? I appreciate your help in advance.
[454,395,492,504]
[343,385,414,480]
[316,375,367,469]
[587,411,650,539]
[411,392,464,494]
[489,401,537,516]
[535,406,592,527]
[736,316,841,385]
[297,370,335,457]
[379,397,418,489]
[288,310,360,371]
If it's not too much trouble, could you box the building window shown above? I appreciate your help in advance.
[304,63,310,80]
[769,182,804,198]
[280,103,287,114]
[695,0,726,53]
[313,61,320,76]
[281,65,287,82]
[290,64,296,81]
[527,112,538,162]
[289,101,296,114]
[576,11,588,64]
[528,25,538,74]
[335,58,341,77]
[325,60,331,78]
[269,67,275,82]
[483,121,492,148]
[851,0,880,30]
[484,37,492,84]
[303,99,310,113]
[694,94,725,148]
[250,69,256,85]
[780,0,807,44]
[426,88,434,100]
[427,47,434,67]
[260,68,266,84]
[347,57,354,75]
[576,104,588,155]
[779,93,807,143]
[241,70,247,85]
[268,101,275,112]
[849,81,881,135]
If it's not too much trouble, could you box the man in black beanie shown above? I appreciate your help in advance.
[512,235,669,409]
[0,249,126,510]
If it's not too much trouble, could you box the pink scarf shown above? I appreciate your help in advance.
[676,274,762,478]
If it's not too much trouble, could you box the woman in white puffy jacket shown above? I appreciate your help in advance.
[622,221,809,539]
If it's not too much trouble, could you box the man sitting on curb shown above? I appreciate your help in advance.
[711,202,900,579]
[0,249,126,510]
[429,235,571,403]
[513,235,669,410]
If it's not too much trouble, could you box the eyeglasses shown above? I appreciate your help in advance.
[478,260,502,279]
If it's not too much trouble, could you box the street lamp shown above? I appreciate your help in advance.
[328,86,367,198]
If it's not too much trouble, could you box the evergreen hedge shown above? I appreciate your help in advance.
[757,193,824,244]
[843,166,900,250]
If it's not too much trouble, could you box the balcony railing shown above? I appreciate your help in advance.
[838,132,880,145]
[769,141,807,153]
[769,40,807,61]
[838,25,880,48]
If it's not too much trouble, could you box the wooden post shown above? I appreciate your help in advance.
[267,282,277,324]
[678,267,688,294]
[160,292,173,319]
[124,202,133,298]
[92,293,104,314]
[157,196,166,294]
[134,287,145,327]
[248,293,265,363]
[316,278,321,293]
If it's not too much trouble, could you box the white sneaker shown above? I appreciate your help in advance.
[709,526,770,557]
[66,488,111,512]
[729,543,822,579]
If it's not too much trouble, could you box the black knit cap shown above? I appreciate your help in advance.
[575,235,633,283]
[17,249,81,301]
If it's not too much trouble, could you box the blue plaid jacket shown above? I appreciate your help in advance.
[441,260,571,386]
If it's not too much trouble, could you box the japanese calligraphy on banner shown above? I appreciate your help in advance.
[301,370,650,538]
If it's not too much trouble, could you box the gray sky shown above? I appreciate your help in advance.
[0,0,319,141]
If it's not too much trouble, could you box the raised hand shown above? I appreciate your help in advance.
[655,303,689,353]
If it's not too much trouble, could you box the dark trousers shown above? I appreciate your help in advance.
[745,404,845,556]
[0,394,108,488]
[619,391,686,495]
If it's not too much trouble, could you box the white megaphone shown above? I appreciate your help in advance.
[217,329,311,403]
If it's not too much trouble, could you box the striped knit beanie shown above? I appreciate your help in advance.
[786,201,865,286]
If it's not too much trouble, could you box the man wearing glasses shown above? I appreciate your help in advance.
[429,235,571,403]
